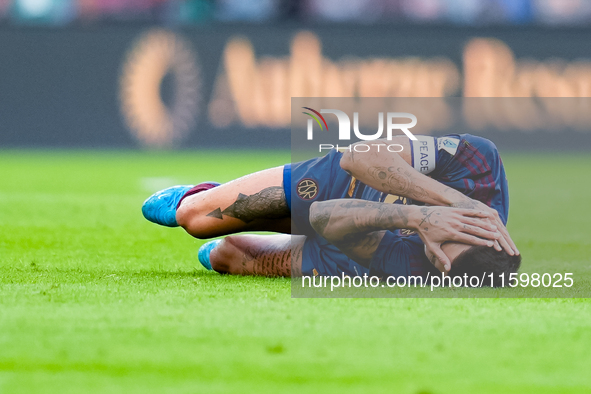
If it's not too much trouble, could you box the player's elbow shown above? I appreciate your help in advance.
[309,202,324,234]
[309,201,334,240]
[339,150,354,174]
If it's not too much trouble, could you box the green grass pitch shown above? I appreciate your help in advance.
[1,150,590,393]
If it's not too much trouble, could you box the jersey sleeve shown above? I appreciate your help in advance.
[430,134,509,225]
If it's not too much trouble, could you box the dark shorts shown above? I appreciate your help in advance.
[301,235,369,277]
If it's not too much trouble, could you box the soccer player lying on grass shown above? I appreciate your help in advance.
[142,133,519,273]
[200,199,521,286]
[194,136,521,283]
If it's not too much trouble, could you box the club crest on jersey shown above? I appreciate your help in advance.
[297,178,319,200]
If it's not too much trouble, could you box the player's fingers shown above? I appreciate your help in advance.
[505,235,519,255]
[454,233,495,248]
[494,219,519,255]
[477,206,517,255]
[427,243,451,272]
[459,217,498,232]
[456,209,492,219]
[496,227,515,256]
[431,246,451,272]
[493,240,502,252]
[458,223,501,241]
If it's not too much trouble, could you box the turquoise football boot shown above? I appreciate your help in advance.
[142,182,221,227]
[198,239,222,270]
[141,185,193,227]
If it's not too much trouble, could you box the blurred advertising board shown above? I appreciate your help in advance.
[1,24,590,149]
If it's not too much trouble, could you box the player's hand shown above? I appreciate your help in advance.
[452,198,520,257]
[412,206,503,272]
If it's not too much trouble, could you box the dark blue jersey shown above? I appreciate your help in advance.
[285,149,386,235]
[432,134,509,225]
[300,228,429,279]
[285,134,510,278]
[369,230,430,278]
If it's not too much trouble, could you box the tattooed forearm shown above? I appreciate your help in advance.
[308,203,332,234]
[344,145,471,206]
[443,187,479,209]
[366,166,433,202]
[375,204,409,229]
[311,199,415,240]
[411,185,429,200]
[207,186,289,223]
[451,200,478,209]
[368,166,412,195]
[309,199,417,264]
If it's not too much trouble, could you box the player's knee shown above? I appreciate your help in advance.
[177,207,215,239]
[175,203,192,229]
[184,220,214,239]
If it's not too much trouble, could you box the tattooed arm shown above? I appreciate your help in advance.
[340,140,472,207]
[339,139,520,254]
[310,199,500,270]
[340,143,519,256]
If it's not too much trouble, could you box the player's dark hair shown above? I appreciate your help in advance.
[448,246,522,287]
